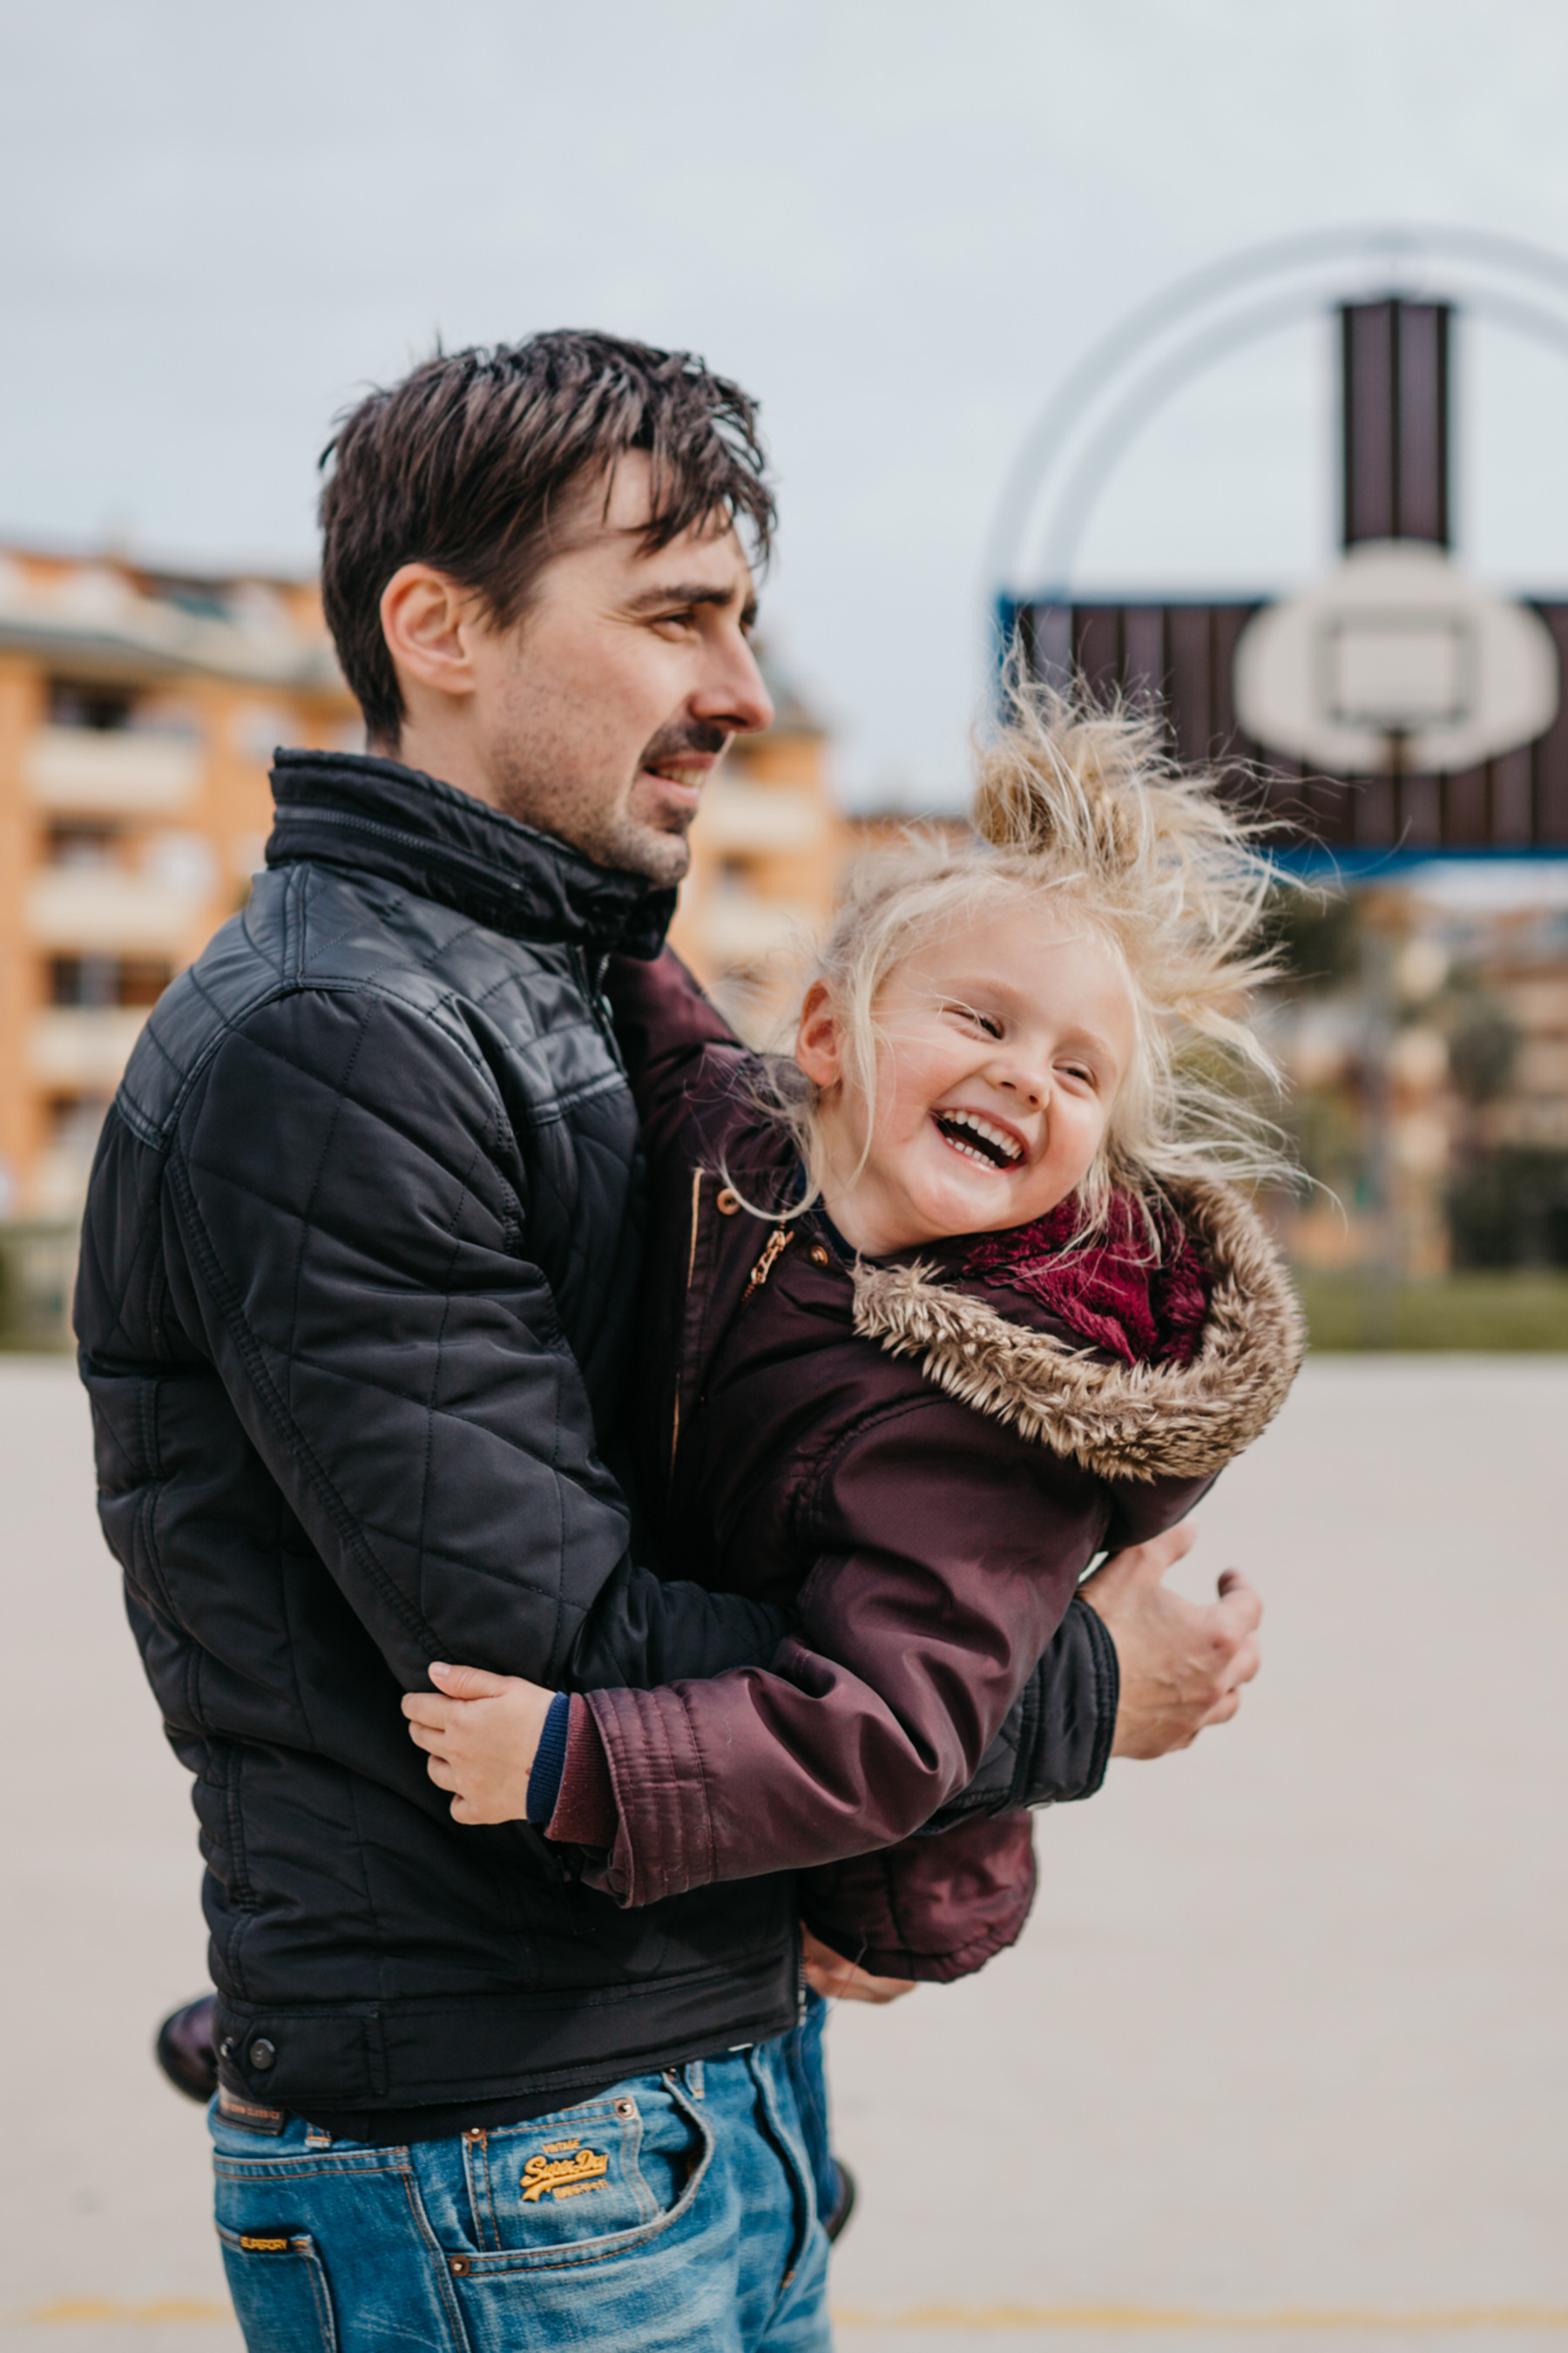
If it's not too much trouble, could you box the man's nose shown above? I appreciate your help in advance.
[693,632,774,739]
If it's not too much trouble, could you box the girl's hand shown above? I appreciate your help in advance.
[402,1662,557,1824]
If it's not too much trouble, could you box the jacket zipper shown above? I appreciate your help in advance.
[668,1169,704,1488]
[741,1225,794,1304]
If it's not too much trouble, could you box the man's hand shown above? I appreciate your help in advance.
[1080,1523,1262,1761]
[402,1661,556,1823]
[800,1926,916,2006]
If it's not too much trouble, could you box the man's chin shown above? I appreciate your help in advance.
[603,820,693,890]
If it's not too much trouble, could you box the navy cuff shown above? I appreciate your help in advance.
[525,1691,572,1826]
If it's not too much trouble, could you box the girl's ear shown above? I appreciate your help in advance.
[794,981,843,1089]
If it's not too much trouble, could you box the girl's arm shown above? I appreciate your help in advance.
[407,1387,1137,1906]
[798,1814,1037,1985]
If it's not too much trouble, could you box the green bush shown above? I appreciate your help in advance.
[1295,1268,1568,1350]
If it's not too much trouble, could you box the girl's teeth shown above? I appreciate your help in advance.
[940,1111,1021,1163]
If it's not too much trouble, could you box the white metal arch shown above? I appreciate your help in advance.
[989,223,1568,602]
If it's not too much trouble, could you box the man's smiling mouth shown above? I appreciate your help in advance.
[932,1110,1024,1169]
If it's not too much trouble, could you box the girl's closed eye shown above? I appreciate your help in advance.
[944,1000,1004,1038]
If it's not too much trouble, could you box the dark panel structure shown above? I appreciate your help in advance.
[1342,300,1450,548]
[1003,296,1568,853]
[1000,592,1568,851]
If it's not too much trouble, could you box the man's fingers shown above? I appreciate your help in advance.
[1084,1518,1199,1597]
[423,1755,459,1792]
[428,1660,512,1700]
[405,1721,448,1757]
[1214,1572,1263,1633]
[1228,1634,1262,1688]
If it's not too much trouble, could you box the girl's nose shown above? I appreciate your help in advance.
[997,1062,1048,1114]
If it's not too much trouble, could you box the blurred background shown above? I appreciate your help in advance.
[3,5,1566,2350]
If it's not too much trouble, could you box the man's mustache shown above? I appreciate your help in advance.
[639,720,732,768]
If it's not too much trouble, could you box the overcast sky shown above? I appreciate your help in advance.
[5,0,1568,804]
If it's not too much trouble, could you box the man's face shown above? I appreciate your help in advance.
[464,452,774,885]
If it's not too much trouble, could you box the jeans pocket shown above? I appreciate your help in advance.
[216,2223,338,2353]
[454,2071,714,2275]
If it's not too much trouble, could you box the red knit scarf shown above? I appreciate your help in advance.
[954,1192,1212,1368]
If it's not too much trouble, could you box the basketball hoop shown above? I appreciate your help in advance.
[1233,541,1558,775]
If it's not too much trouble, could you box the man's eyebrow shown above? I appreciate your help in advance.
[623,579,758,625]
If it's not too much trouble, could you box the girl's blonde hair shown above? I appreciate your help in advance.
[754,671,1293,1241]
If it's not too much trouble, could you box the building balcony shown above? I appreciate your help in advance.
[696,889,814,971]
[28,1008,149,1090]
[24,725,203,815]
[698,781,829,856]
[26,867,203,955]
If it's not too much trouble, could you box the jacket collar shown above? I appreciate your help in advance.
[265,748,677,958]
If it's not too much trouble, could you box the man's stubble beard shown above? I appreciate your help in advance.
[487,686,719,889]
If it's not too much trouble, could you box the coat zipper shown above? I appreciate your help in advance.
[668,1169,704,1488]
[741,1225,794,1304]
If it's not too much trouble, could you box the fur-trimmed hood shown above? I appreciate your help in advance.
[850,1180,1305,1484]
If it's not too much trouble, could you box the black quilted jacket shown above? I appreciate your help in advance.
[75,749,1117,2123]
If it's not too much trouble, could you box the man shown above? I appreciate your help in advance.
[78,332,1261,2353]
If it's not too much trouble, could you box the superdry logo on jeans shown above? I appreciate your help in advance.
[521,2141,612,2202]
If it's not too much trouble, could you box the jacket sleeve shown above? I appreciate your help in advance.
[798,1813,1038,1984]
[919,1592,1120,1829]
[580,1390,1109,1905]
[152,984,787,1696]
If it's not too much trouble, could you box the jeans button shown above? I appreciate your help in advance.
[248,2039,276,2072]
[449,2257,471,2276]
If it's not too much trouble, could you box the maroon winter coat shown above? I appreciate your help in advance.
[550,950,1302,1978]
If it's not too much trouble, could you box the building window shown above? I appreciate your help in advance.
[48,681,136,731]
[48,956,172,1009]
[44,823,119,869]
[45,1092,110,1154]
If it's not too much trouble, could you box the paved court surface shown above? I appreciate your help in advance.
[3,1356,1565,2353]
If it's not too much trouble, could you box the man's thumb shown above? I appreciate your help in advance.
[429,1660,511,1700]
[1082,1519,1198,1596]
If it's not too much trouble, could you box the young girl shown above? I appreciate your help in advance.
[402,686,1304,1984]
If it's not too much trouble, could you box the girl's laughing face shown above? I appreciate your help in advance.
[796,900,1137,1257]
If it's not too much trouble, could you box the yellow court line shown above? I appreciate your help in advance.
[25,2301,232,2326]
[831,2309,1568,2335]
[20,2297,1568,2334]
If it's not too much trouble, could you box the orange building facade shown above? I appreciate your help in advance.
[0,544,854,1234]
[0,545,357,1220]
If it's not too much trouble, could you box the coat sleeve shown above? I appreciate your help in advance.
[919,1592,1120,1829]
[798,1813,1038,1984]
[150,985,787,1695]
[580,1391,1110,1905]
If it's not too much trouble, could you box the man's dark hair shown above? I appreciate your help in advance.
[318,329,775,744]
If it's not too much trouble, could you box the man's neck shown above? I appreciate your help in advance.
[373,722,501,812]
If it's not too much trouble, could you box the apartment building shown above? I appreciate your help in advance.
[0,541,849,1226]
[666,659,844,1031]
[0,544,357,1219]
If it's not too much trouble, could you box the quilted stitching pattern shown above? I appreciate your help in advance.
[76,755,797,2116]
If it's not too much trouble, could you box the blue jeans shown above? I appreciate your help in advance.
[210,2012,834,2353]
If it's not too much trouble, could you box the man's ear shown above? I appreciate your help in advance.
[794,981,843,1090]
[379,565,483,709]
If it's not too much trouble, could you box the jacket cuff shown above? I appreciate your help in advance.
[1075,1589,1120,1800]
[525,1691,572,1823]
[574,1685,716,1906]
[544,1699,618,1847]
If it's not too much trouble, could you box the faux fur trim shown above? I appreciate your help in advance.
[850,1181,1306,1483]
